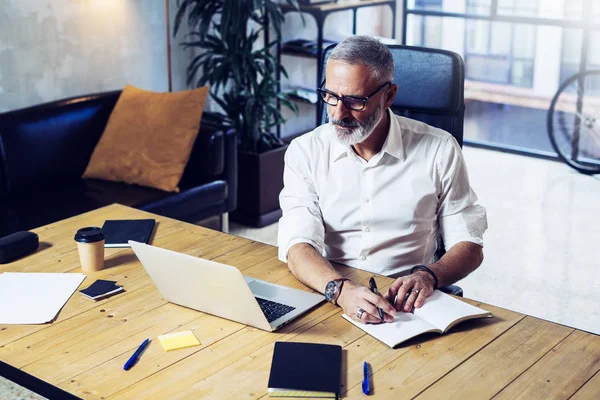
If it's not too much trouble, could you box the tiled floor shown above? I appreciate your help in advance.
[231,146,600,335]
[0,376,46,399]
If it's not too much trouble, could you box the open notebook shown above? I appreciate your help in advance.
[343,290,492,348]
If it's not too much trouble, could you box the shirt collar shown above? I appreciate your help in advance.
[330,108,405,163]
[381,108,405,161]
[330,131,349,162]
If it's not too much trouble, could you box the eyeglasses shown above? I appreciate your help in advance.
[317,81,391,111]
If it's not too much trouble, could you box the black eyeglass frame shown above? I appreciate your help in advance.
[316,81,392,111]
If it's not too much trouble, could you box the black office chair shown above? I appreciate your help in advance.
[319,44,466,296]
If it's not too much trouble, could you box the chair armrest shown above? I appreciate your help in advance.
[439,285,463,297]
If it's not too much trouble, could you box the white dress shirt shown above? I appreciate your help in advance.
[277,110,487,277]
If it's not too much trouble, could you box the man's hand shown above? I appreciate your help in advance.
[384,271,436,312]
[337,281,396,324]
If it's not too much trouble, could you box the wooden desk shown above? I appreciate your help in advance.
[1,204,599,399]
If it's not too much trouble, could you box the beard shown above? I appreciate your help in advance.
[329,104,385,146]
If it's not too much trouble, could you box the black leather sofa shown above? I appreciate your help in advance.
[0,90,237,237]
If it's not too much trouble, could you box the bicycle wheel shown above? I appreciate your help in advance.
[547,70,600,174]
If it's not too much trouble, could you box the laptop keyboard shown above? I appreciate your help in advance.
[255,297,296,323]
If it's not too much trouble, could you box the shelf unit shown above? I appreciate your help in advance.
[278,0,397,129]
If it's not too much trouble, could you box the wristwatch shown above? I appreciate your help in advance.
[324,278,350,305]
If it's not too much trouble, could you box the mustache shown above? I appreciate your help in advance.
[330,118,360,128]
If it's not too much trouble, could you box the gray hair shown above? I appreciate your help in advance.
[328,36,394,83]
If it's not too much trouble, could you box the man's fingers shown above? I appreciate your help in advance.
[389,279,403,295]
[363,313,384,324]
[395,286,410,311]
[353,305,380,324]
[364,290,396,318]
[373,295,396,317]
[385,279,403,304]
[383,287,395,302]
[414,290,427,308]
[353,295,395,324]
[353,307,368,323]
[403,290,419,312]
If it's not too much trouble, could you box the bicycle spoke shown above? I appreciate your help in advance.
[548,70,600,174]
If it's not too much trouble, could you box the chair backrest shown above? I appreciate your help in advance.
[319,44,465,147]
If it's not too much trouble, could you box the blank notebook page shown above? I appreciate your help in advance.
[342,312,437,348]
[414,290,491,331]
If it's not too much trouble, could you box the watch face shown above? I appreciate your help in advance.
[324,280,336,301]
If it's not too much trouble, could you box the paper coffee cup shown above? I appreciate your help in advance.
[74,227,105,273]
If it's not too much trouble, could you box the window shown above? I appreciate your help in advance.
[403,0,598,156]
[412,0,443,11]
[464,20,536,87]
[496,0,537,17]
[559,0,600,88]
[466,0,491,15]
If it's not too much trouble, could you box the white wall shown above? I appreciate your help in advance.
[0,0,401,127]
[0,0,192,113]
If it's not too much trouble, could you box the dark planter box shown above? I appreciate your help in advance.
[231,144,288,227]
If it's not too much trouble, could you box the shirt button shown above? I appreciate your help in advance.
[365,198,370,203]
[364,227,370,232]
[360,255,366,261]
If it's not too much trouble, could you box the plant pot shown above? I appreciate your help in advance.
[231,144,288,227]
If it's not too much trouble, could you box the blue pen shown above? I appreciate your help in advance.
[362,361,371,395]
[124,338,150,370]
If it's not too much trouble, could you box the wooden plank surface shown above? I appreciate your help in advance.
[343,302,525,400]
[415,316,574,399]
[571,370,600,400]
[494,329,600,399]
[0,204,597,400]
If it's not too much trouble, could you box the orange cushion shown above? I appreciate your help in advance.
[83,84,209,192]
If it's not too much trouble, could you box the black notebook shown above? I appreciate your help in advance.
[267,341,342,398]
[79,279,124,301]
[101,219,155,248]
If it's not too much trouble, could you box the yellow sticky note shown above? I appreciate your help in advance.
[157,331,200,351]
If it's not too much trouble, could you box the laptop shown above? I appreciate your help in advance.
[129,241,325,331]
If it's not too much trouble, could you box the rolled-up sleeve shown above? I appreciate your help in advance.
[277,139,325,263]
[435,137,488,250]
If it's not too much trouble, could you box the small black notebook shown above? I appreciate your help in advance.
[267,341,342,398]
[79,279,124,301]
[101,219,155,248]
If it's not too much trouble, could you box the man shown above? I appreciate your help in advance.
[277,36,487,324]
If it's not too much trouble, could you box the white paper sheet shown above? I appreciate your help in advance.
[0,272,86,324]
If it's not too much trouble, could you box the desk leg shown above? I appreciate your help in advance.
[220,212,229,233]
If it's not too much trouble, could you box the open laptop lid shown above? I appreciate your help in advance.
[129,241,272,331]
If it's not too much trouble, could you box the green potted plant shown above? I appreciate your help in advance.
[174,0,299,227]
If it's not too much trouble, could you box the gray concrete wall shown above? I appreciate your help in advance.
[0,0,192,113]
